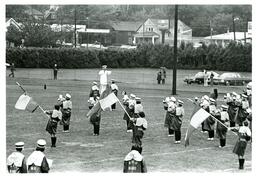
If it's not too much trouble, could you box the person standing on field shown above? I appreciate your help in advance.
[53,64,58,80]
[7,142,27,173]
[27,139,50,173]
[61,93,72,132]
[98,65,111,94]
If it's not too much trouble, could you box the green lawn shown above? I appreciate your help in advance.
[6,68,251,173]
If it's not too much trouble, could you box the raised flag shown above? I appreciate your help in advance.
[86,85,114,118]
[99,93,119,110]
[184,108,210,147]
[15,94,39,113]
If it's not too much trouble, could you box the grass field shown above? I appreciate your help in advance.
[6,68,252,173]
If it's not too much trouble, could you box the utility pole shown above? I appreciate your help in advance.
[87,17,89,50]
[172,5,178,95]
[232,15,236,41]
[74,8,77,48]
[210,20,213,40]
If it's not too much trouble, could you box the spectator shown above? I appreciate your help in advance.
[53,64,58,80]
[157,71,162,84]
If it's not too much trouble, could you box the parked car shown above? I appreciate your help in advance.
[184,71,219,84]
[213,72,251,86]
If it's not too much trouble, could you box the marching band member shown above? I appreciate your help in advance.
[61,93,72,132]
[172,100,185,144]
[89,81,100,98]
[110,79,119,110]
[215,105,229,148]
[7,142,27,173]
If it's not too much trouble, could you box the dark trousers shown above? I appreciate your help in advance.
[157,80,161,84]
[208,130,214,138]
[63,125,69,131]
[162,79,165,84]
[93,124,100,135]
[230,121,236,127]
[202,123,206,131]
[175,130,181,141]
[168,128,174,135]
[220,139,226,147]
[53,71,57,80]
[111,103,116,110]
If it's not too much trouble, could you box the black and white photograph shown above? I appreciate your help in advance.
[1,0,254,175]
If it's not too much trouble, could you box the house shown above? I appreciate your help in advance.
[45,5,59,21]
[6,18,22,32]
[134,18,192,45]
[25,8,44,19]
[204,31,252,46]
[110,21,142,45]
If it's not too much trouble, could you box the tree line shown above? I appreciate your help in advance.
[6,42,251,72]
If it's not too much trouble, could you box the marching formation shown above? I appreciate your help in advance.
[7,66,252,173]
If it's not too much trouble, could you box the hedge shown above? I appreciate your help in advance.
[6,42,251,72]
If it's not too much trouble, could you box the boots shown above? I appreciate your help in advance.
[51,137,57,147]
[239,159,245,169]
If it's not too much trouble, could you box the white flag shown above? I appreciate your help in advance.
[99,93,119,110]
[190,108,210,128]
[15,94,39,112]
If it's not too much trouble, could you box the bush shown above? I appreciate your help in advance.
[6,42,251,72]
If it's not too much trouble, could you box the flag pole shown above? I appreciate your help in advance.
[208,113,237,135]
[117,99,132,120]
[16,82,26,94]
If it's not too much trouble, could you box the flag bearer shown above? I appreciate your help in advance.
[123,145,147,173]
[27,139,50,173]
[45,104,62,147]
[200,95,210,133]
[215,105,229,148]
[61,93,72,132]
[232,121,251,169]
[123,94,136,132]
[171,100,185,144]
[164,97,177,137]
[203,98,216,140]
[110,79,119,110]
[7,142,27,173]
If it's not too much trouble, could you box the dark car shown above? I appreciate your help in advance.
[184,71,219,84]
[213,72,251,86]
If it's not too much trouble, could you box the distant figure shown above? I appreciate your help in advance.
[7,142,27,173]
[203,69,208,86]
[157,71,162,84]
[53,64,58,80]
[98,65,111,94]
[161,67,166,84]
[210,72,214,86]
[9,63,15,77]
[27,139,50,173]
[123,145,147,173]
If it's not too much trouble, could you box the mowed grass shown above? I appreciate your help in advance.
[6,68,251,173]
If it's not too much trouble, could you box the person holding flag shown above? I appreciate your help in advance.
[110,79,119,110]
[7,142,27,173]
[226,93,237,127]
[171,100,185,144]
[89,81,100,98]
[45,104,62,147]
[215,105,230,148]
[232,120,251,169]
[164,97,177,137]
[203,98,217,141]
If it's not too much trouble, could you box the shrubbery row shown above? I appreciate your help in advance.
[6,42,251,72]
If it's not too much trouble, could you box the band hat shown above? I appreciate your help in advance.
[15,142,24,149]
[194,97,198,100]
[58,94,63,101]
[65,93,71,99]
[221,105,228,110]
[170,97,176,102]
[37,139,46,148]
[135,97,141,101]
[203,95,209,101]
[178,100,184,104]
[93,81,97,85]
[102,65,107,69]
[111,79,115,82]
[232,92,238,96]
[241,94,248,98]
[209,98,215,102]
[130,94,136,98]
